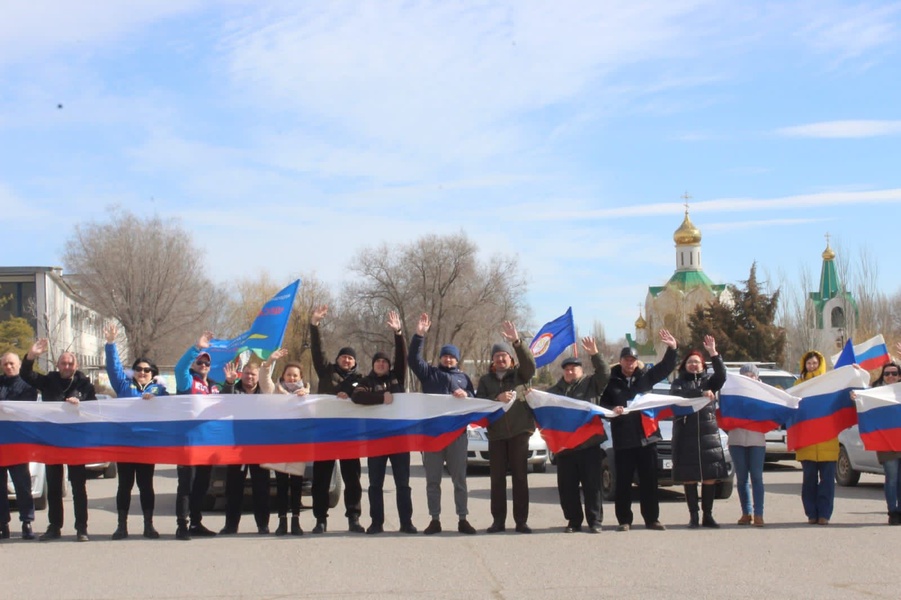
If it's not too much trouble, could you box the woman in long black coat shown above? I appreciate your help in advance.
[670,335,726,528]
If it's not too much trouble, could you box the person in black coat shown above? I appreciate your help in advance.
[308,304,364,534]
[219,362,271,535]
[545,337,610,533]
[599,329,678,532]
[351,311,417,535]
[20,339,97,542]
[0,352,39,540]
[669,335,727,528]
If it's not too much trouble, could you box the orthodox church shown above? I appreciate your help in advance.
[626,208,731,362]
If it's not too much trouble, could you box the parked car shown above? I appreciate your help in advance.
[6,462,48,510]
[836,424,883,486]
[723,362,797,462]
[204,462,341,511]
[466,426,549,472]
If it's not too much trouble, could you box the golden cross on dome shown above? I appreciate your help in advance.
[825,232,831,247]
[681,191,692,213]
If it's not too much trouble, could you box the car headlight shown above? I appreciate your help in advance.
[466,428,483,441]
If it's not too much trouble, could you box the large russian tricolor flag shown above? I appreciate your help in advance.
[786,365,871,450]
[719,373,800,433]
[852,383,901,452]
[0,394,507,466]
[525,389,615,453]
[830,334,891,371]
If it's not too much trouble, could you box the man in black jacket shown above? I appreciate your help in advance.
[0,352,39,540]
[351,311,417,535]
[599,330,677,532]
[218,362,271,535]
[20,339,97,542]
[546,337,610,533]
[308,304,364,534]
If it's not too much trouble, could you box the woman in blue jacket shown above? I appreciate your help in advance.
[103,324,169,540]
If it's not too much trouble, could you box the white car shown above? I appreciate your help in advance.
[837,425,883,486]
[5,462,48,510]
[466,426,549,473]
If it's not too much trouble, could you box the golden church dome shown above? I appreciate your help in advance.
[635,313,647,330]
[822,244,835,260]
[673,210,701,245]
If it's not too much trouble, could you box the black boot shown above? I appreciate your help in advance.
[143,512,160,539]
[111,511,128,540]
[684,484,699,528]
[275,516,288,536]
[701,483,719,528]
[348,517,365,533]
[312,519,327,534]
[291,516,303,536]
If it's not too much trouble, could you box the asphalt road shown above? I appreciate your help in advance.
[1,458,896,600]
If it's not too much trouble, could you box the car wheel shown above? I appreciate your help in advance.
[33,480,48,511]
[103,462,118,479]
[600,455,616,502]
[836,445,861,486]
[714,476,734,499]
[532,460,547,473]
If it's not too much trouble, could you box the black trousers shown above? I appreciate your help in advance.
[0,463,35,524]
[367,453,413,528]
[223,464,271,530]
[488,432,531,526]
[312,459,361,521]
[613,444,659,526]
[175,465,212,527]
[116,462,155,515]
[275,472,303,517]
[556,445,603,527]
[46,464,87,531]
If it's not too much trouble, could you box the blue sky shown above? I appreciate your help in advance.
[2,1,900,339]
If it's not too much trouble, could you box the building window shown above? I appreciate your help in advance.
[831,306,845,328]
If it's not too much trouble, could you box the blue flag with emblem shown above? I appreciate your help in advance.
[529,307,576,368]
[206,280,300,375]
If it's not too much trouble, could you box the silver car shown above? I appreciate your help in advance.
[466,426,549,473]
[837,425,883,486]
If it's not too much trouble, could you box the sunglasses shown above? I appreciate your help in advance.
[134,367,154,374]
[884,371,900,377]
[195,360,211,367]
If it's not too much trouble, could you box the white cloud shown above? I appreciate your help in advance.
[775,120,901,138]
[795,1,901,62]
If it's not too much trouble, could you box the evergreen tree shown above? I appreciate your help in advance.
[687,263,786,363]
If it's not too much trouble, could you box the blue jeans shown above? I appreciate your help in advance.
[730,445,765,517]
[883,458,901,514]
[801,460,836,521]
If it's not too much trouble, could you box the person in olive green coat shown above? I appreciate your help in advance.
[476,321,537,534]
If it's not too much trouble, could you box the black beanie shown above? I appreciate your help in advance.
[336,347,357,361]
[372,351,391,368]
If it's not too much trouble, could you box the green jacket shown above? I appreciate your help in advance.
[476,339,537,441]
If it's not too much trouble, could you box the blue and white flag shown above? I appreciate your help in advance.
[529,307,576,368]
[207,280,300,375]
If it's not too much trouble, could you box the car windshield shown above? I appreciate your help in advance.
[760,375,796,390]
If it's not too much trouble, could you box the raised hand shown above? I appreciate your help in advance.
[416,313,431,336]
[267,348,289,364]
[581,336,599,356]
[224,362,238,384]
[703,335,717,356]
[501,321,519,343]
[386,310,402,333]
[27,338,49,359]
[103,323,118,344]
[310,304,328,326]
[198,331,214,350]
[659,329,677,349]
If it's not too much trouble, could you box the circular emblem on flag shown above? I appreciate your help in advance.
[530,333,553,358]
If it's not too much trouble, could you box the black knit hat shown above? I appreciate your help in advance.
[336,347,357,361]
[371,351,391,368]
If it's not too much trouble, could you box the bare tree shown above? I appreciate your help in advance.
[62,209,219,364]
[334,232,530,381]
